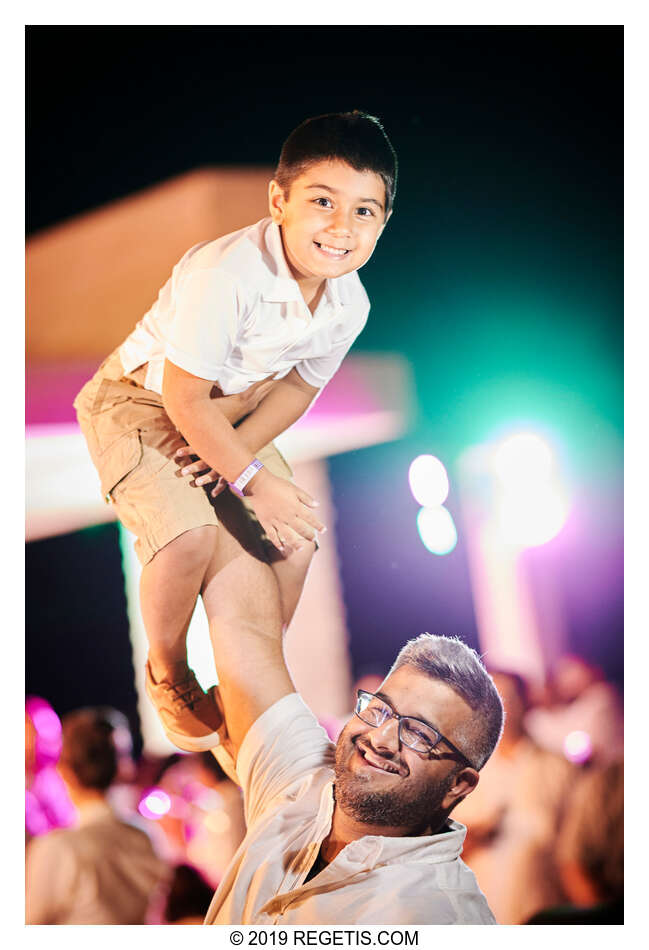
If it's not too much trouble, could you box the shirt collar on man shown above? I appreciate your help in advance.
[261,220,344,314]
[319,780,466,873]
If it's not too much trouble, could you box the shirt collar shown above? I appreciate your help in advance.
[261,219,344,313]
[320,780,466,870]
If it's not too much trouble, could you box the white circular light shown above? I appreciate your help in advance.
[416,506,457,555]
[408,455,450,507]
[495,486,569,547]
[491,432,555,486]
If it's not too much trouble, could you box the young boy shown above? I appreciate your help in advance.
[74,111,397,752]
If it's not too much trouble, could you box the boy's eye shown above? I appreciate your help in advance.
[357,206,375,217]
[313,197,333,208]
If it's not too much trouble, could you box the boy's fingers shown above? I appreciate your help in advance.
[277,526,304,552]
[175,446,194,457]
[210,478,227,497]
[181,460,209,475]
[298,510,326,533]
[267,525,286,553]
[195,469,219,486]
[296,488,319,508]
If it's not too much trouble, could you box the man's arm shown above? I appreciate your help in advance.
[162,360,324,549]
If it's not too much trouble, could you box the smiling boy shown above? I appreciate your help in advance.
[74,112,397,752]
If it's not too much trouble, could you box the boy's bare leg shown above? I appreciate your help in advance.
[270,541,317,630]
[139,525,219,682]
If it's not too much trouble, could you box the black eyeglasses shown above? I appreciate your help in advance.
[354,690,475,769]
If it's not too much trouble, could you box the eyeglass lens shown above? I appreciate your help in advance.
[356,693,440,753]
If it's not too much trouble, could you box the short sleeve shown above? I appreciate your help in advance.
[165,268,243,381]
[235,693,334,828]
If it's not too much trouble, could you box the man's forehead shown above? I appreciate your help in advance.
[378,666,473,732]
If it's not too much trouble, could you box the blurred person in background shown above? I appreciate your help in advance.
[26,707,169,924]
[151,751,246,888]
[525,654,623,765]
[453,670,574,924]
[527,760,623,924]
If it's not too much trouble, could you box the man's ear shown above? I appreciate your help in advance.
[442,767,480,811]
[268,179,287,224]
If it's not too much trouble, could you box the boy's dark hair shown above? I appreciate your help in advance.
[275,111,398,217]
[60,708,118,791]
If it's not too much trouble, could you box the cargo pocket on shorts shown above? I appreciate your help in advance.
[98,429,143,503]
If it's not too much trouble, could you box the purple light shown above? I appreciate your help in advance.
[563,730,593,764]
[138,788,172,820]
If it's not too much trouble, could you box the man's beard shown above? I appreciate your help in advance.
[333,733,459,831]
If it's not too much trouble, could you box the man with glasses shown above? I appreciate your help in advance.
[204,617,504,925]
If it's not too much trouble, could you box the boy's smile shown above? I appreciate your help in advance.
[268,160,389,305]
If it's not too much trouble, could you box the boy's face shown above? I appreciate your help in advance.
[268,160,390,288]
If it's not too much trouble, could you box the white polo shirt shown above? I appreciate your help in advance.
[206,693,496,926]
[119,217,371,396]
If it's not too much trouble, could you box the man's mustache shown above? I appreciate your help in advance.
[352,734,407,777]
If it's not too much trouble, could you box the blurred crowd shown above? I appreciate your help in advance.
[25,652,623,925]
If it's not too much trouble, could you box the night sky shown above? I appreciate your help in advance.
[26,26,623,732]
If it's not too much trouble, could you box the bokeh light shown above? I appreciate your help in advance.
[408,455,449,507]
[489,430,570,547]
[26,696,62,766]
[491,432,555,486]
[416,506,458,555]
[138,788,171,820]
[563,730,593,764]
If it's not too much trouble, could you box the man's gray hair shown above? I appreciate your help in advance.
[389,633,504,770]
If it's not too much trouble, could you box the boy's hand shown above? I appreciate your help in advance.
[175,446,227,497]
[245,468,325,553]
[175,448,326,550]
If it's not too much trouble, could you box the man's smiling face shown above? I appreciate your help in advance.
[334,666,479,834]
[268,160,388,287]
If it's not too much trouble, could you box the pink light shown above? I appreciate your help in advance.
[25,790,50,837]
[26,697,62,767]
[31,706,62,741]
[563,730,593,764]
[138,788,171,820]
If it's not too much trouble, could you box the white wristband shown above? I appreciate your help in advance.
[230,458,264,496]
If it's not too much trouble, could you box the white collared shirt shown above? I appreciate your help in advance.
[119,218,370,395]
[206,693,496,926]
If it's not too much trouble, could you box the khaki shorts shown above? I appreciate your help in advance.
[73,350,293,566]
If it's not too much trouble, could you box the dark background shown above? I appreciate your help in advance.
[26,26,623,742]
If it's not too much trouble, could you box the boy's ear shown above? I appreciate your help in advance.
[268,179,287,224]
